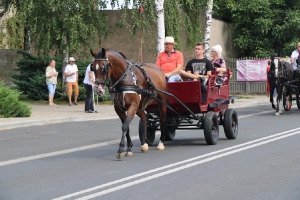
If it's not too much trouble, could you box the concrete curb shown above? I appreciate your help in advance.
[230,101,270,108]
[0,116,119,131]
[0,98,270,130]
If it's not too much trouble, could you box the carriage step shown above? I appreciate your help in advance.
[215,98,225,103]
[209,103,220,108]
[209,99,230,108]
[229,96,238,100]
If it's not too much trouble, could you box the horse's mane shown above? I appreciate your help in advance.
[282,61,293,71]
[118,52,127,59]
[96,48,127,60]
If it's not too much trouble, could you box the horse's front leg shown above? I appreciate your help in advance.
[276,87,282,115]
[288,88,292,110]
[270,86,276,110]
[136,110,150,152]
[157,96,167,151]
[115,106,134,159]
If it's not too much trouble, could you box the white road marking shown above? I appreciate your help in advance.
[0,136,136,167]
[53,127,300,200]
[239,110,274,118]
[0,109,277,167]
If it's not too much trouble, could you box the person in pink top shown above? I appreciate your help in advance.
[210,45,226,73]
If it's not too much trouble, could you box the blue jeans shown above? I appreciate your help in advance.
[167,74,181,82]
[273,88,277,97]
[47,83,56,95]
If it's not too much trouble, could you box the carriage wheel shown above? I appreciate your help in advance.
[223,109,238,139]
[203,112,219,145]
[165,126,176,141]
[283,86,292,111]
[138,119,156,146]
[296,94,300,109]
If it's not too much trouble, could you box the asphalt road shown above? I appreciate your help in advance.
[1,105,300,200]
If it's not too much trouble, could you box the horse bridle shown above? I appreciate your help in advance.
[93,57,110,85]
[93,57,135,90]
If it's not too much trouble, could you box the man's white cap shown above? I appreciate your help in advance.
[69,57,76,62]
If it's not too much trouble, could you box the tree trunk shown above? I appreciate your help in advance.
[155,0,165,57]
[204,0,213,58]
[62,36,68,92]
[23,25,31,53]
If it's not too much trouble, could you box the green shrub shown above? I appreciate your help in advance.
[0,82,31,118]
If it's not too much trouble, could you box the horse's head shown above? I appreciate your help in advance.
[270,53,279,78]
[90,48,110,96]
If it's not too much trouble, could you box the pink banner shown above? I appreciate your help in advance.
[236,59,269,81]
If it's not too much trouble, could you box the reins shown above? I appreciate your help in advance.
[112,61,198,119]
[94,55,198,119]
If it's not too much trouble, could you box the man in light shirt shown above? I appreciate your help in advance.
[64,57,79,106]
[291,42,300,70]
[83,62,97,113]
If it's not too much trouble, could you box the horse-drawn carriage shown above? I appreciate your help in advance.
[268,55,300,113]
[140,70,238,146]
[91,48,238,159]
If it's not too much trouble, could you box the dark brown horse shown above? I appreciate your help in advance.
[268,54,293,114]
[90,48,168,159]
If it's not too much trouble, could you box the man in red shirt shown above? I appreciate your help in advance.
[156,36,184,82]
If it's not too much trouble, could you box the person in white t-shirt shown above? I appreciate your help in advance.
[64,57,79,106]
[83,63,97,113]
[290,42,300,71]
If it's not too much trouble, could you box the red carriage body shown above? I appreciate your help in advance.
[140,70,238,146]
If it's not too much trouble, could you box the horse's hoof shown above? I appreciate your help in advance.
[141,143,149,152]
[279,110,282,114]
[157,143,165,150]
[125,151,133,157]
[116,152,126,159]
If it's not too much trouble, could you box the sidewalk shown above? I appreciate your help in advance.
[0,95,270,130]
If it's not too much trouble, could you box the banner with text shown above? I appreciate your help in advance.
[237,59,268,81]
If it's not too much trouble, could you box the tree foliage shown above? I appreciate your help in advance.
[1,0,111,55]
[1,0,208,54]
[116,0,205,51]
[214,0,300,57]
[0,14,24,49]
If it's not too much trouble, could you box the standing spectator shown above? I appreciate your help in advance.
[210,44,227,73]
[266,60,271,97]
[156,36,184,82]
[45,60,58,106]
[266,59,277,97]
[83,63,97,113]
[64,57,79,106]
